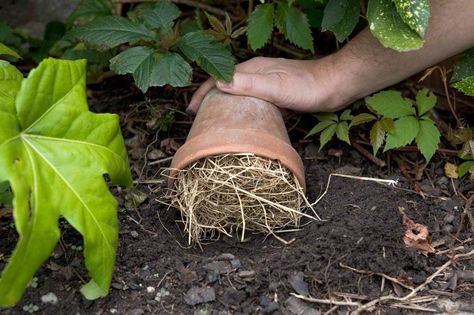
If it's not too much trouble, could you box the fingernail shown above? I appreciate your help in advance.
[217,80,233,89]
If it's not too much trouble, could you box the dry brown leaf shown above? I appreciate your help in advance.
[399,207,435,256]
[444,162,458,179]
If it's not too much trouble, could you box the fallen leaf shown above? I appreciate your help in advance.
[399,207,435,256]
[444,162,458,179]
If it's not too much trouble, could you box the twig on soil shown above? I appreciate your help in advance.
[352,142,386,167]
[290,293,359,307]
[149,156,174,166]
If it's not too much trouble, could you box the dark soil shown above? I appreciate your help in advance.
[1,82,473,315]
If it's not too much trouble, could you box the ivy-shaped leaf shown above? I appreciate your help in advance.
[365,90,415,118]
[247,3,275,50]
[451,48,474,97]
[416,117,440,162]
[176,31,235,82]
[67,16,155,50]
[393,0,430,38]
[415,88,436,116]
[321,0,360,42]
[384,116,419,151]
[0,58,132,306]
[367,0,423,51]
[142,2,181,32]
[275,2,314,53]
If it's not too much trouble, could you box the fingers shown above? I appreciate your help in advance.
[187,78,215,114]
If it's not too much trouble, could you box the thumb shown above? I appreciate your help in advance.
[216,72,280,104]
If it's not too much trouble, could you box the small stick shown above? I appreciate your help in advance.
[149,156,174,166]
[290,293,359,307]
[352,142,386,167]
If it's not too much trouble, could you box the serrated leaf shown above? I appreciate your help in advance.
[67,0,113,25]
[458,161,474,178]
[367,0,423,51]
[247,3,275,50]
[379,117,395,132]
[205,12,226,34]
[415,88,436,115]
[151,53,192,87]
[314,112,338,122]
[393,0,430,38]
[319,123,337,150]
[306,120,336,138]
[415,118,440,162]
[321,0,359,42]
[336,121,351,144]
[275,3,314,53]
[370,121,386,155]
[365,90,415,118]
[339,109,353,121]
[350,113,376,127]
[176,31,235,82]
[0,43,20,59]
[67,16,155,50]
[384,116,419,151]
[143,2,181,32]
[0,58,131,306]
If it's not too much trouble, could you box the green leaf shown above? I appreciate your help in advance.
[0,43,20,59]
[384,116,419,151]
[335,121,351,144]
[350,113,376,127]
[321,0,360,42]
[151,52,192,87]
[67,0,113,25]
[314,112,338,122]
[0,58,132,306]
[339,109,353,121]
[415,118,440,162]
[142,2,181,32]
[458,161,474,177]
[0,60,23,119]
[306,120,336,138]
[367,0,423,51]
[415,88,436,116]
[370,121,386,155]
[275,3,314,53]
[176,31,235,82]
[247,3,275,50]
[0,181,12,207]
[452,77,474,97]
[451,48,474,82]
[67,16,155,50]
[393,0,430,38]
[319,123,337,150]
[365,90,415,118]
[379,117,395,132]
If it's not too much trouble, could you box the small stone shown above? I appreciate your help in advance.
[40,292,58,305]
[443,214,455,224]
[285,296,319,315]
[184,286,216,306]
[146,286,155,294]
[237,270,255,279]
[206,271,219,284]
[111,282,123,290]
[130,230,139,238]
[217,253,235,260]
[230,259,241,269]
[289,272,309,296]
[203,261,232,274]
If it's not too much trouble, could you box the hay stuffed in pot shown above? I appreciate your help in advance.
[169,153,318,244]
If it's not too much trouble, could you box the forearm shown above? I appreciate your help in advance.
[330,0,474,106]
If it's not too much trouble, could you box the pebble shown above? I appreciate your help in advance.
[289,272,309,296]
[130,230,139,238]
[443,214,455,224]
[146,286,155,294]
[40,292,58,305]
[184,286,216,306]
[285,296,319,315]
[217,253,235,260]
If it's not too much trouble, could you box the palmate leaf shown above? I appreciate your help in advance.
[0,58,132,306]
[365,90,415,118]
[67,16,155,50]
[393,0,430,38]
[415,88,436,116]
[335,121,351,145]
[110,46,192,92]
[176,31,235,82]
[275,2,314,53]
[367,0,423,51]
[321,0,360,42]
[370,120,386,155]
[306,120,335,138]
[415,117,440,162]
[319,123,337,150]
[142,2,181,32]
[384,116,419,151]
[247,3,275,50]
[350,113,376,127]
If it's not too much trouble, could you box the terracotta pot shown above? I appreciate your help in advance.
[169,89,305,190]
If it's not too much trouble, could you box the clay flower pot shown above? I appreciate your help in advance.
[169,89,305,190]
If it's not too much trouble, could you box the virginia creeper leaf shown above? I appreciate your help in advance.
[142,2,181,32]
[339,109,353,121]
[379,117,395,133]
[319,123,337,150]
[415,118,440,162]
[415,88,436,116]
[350,113,376,128]
[366,90,415,118]
[176,31,235,82]
[335,121,351,145]
[367,0,423,51]
[321,0,360,42]
[393,0,430,38]
[370,121,386,155]
[247,3,275,50]
[306,120,335,138]
[384,116,419,151]
[0,58,132,306]
[275,3,314,53]
[314,112,338,122]
[67,16,155,50]
[0,43,20,59]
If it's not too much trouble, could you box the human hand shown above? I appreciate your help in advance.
[187,56,349,114]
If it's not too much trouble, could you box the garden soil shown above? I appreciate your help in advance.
[1,82,473,314]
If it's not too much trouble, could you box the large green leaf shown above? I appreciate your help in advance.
[384,116,419,151]
[176,31,235,82]
[321,0,360,42]
[415,88,436,116]
[247,3,275,50]
[0,58,132,306]
[0,61,23,141]
[67,0,113,25]
[415,117,440,162]
[365,90,415,118]
[367,0,423,51]
[142,2,181,32]
[67,16,155,50]
[393,0,430,38]
[275,3,314,53]
[0,43,20,59]
[451,48,474,97]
